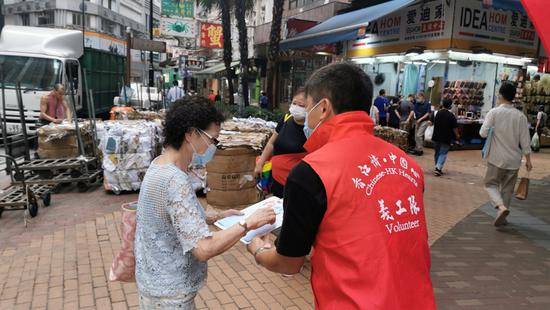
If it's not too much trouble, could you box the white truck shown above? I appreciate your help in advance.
[0,26,125,135]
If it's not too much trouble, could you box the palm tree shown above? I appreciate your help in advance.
[267,0,285,110]
[198,0,235,105]
[234,0,254,107]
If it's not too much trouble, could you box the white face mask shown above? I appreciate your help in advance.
[289,104,307,120]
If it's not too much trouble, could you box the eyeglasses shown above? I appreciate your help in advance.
[199,129,220,146]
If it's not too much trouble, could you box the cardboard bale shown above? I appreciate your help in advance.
[206,187,261,209]
[37,121,95,158]
[207,171,256,191]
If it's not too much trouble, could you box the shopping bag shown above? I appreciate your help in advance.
[424,125,434,142]
[531,133,540,151]
[515,175,529,200]
[481,127,493,159]
[109,202,137,282]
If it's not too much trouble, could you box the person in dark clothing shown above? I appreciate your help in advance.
[431,98,459,176]
[388,97,401,129]
[255,88,307,198]
[373,89,389,126]
[245,62,435,309]
[259,91,269,109]
[413,93,431,156]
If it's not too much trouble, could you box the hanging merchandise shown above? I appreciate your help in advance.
[403,64,419,97]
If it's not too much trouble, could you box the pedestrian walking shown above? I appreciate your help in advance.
[399,94,415,130]
[167,81,184,105]
[207,89,216,102]
[259,91,269,109]
[388,97,401,129]
[479,81,533,227]
[369,102,380,125]
[134,97,276,309]
[534,105,547,138]
[413,93,431,156]
[431,98,459,176]
[246,63,435,309]
[373,89,389,126]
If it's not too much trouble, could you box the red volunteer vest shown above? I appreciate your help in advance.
[271,152,306,185]
[303,111,435,310]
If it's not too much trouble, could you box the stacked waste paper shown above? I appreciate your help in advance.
[97,120,163,193]
[374,126,408,150]
[206,118,275,209]
[37,121,95,159]
[218,117,276,151]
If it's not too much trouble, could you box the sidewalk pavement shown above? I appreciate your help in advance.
[431,182,550,309]
[0,148,549,309]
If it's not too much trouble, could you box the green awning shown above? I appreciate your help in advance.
[195,61,239,77]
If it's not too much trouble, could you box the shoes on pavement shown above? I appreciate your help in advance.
[494,207,510,227]
[434,168,442,176]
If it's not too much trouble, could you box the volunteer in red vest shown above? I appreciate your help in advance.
[254,88,307,198]
[40,84,72,124]
[247,63,435,309]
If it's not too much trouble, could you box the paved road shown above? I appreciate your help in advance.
[0,148,549,309]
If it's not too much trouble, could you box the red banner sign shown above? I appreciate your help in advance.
[200,23,223,49]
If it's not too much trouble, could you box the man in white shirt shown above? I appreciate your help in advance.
[479,81,533,227]
[167,80,184,105]
[535,105,548,137]
[369,104,379,125]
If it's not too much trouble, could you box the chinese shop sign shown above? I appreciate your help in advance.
[162,0,194,18]
[200,23,223,49]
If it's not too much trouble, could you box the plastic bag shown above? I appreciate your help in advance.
[424,125,434,142]
[531,133,540,151]
[109,202,137,282]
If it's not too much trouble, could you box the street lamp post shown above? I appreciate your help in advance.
[148,0,154,87]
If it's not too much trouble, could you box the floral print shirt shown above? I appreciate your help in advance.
[135,161,212,299]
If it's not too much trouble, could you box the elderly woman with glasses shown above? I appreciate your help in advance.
[134,96,276,309]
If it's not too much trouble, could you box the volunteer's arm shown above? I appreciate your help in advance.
[248,162,327,274]
[254,132,278,177]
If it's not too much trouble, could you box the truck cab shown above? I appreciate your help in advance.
[0,26,84,135]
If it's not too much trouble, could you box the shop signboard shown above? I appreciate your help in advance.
[200,23,223,49]
[84,31,126,56]
[451,0,538,57]
[161,0,194,18]
[347,0,453,58]
[161,17,196,38]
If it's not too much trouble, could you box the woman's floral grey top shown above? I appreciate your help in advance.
[135,161,212,298]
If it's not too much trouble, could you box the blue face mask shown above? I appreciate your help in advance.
[191,131,217,166]
[303,100,324,139]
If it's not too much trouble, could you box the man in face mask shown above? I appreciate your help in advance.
[255,88,308,198]
[246,63,435,309]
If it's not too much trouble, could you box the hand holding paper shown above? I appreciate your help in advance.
[214,197,284,244]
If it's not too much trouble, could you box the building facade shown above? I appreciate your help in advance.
[2,0,162,81]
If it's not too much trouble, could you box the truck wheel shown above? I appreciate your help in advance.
[42,193,51,207]
[0,207,4,218]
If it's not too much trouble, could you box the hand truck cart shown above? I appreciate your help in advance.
[1,76,102,192]
[0,155,54,225]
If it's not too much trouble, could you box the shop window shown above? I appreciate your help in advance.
[20,13,30,26]
[37,11,55,26]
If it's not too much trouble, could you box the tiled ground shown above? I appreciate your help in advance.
[0,148,549,309]
[431,184,550,309]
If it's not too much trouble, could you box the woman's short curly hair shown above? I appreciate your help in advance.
[163,96,225,150]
